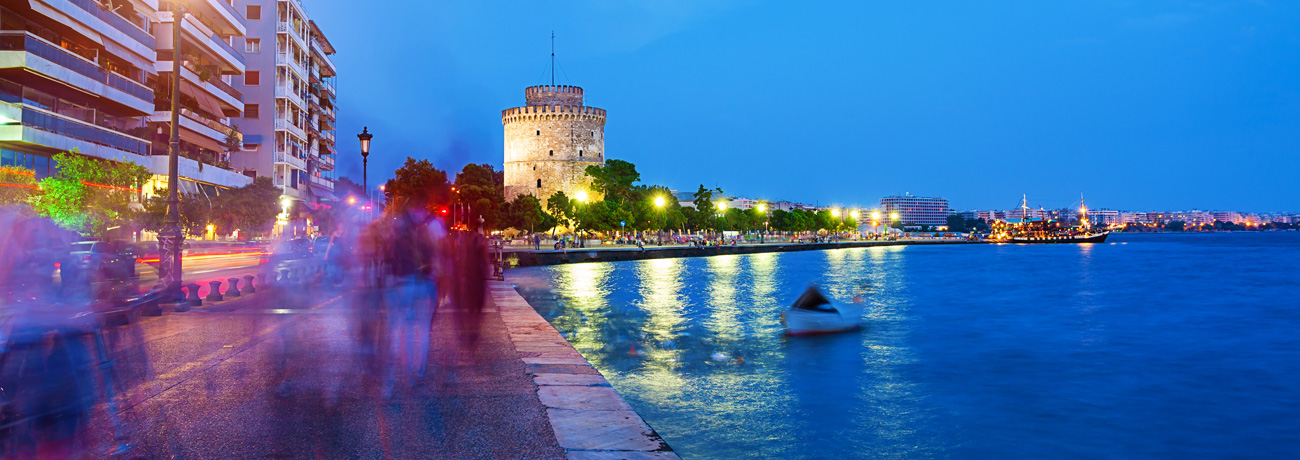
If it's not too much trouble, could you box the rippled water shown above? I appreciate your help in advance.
[507,233,1300,459]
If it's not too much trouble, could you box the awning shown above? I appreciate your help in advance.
[127,0,161,22]
[307,182,335,200]
[183,82,228,119]
[243,134,264,145]
[29,0,104,46]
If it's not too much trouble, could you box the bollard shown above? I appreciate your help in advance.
[185,283,202,307]
[205,280,224,302]
[280,269,291,284]
[225,278,241,297]
[243,275,256,294]
[258,272,270,289]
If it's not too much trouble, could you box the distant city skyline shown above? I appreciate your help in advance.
[308,0,1300,212]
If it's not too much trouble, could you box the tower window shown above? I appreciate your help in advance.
[533,165,536,170]
[549,150,553,156]
[591,130,595,137]
[579,150,583,157]
[537,179,542,188]
[536,130,540,136]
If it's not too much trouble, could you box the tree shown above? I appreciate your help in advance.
[31,151,151,238]
[546,191,574,230]
[142,187,210,236]
[0,165,39,206]
[947,214,969,232]
[384,157,451,214]
[455,163,503,231]
[334,176,366,204]
[500,194,549,232]
[691,185,723,230]
[584,159,640,204]
[1164,221,1185,232]
[209,177,281,237]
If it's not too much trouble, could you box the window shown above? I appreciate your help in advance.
[245,104,259,118]
[532,165,536,170]
[549,150,553,156]
[246,5,261,20]
[536,130,540,135]
[245,38,261,54]
[579,150,583,157]
[245,71,260,85]
[536,179,542,188]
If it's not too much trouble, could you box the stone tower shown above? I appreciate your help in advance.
[502,85,606,202]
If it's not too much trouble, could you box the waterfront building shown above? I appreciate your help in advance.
[502,84,606,202]
[231,0,337,209]
[977,210,1006,221]
[1088,209,1120,226]
[0,0,251,202]
[1213,211,1243,224]
[880,195,949,226]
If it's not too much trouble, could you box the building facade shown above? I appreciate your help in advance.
[880,195,949,226]
[0,0,251,203]
[502,85,605,202]
[231,0,337,208]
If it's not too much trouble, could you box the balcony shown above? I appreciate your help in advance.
[0,100,150,161]
[320,130,335,144]
[275,119,306,141]
[159,12,244,73]
[150,109,237,151]
[156,60,242,112]
[311,40,337,77]
[321,78,336,96]
[63,0,156,52]
[0,32,155,114]
[275,52,306,79]
[308,174,333,190]
[274,83,304,109]
[318,152,334,170]
[277,21,306,50]
[273,150,306,170]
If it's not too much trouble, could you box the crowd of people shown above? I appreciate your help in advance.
[0,205,493,457]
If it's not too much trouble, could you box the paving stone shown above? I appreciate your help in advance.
[524,357,592,365]
[548,409,664,452]
[538,386,631,411]
[567,452,681,460]
[534,373,609,386]
[528,363,601,375]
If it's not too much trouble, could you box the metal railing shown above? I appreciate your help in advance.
[5,101,150,156]
[274,84,304,108]
[276,52,306,78]
[68,0,156,48]
[0,32,153,102]
[274,119,306,140]
[308,174,333,190]
[273,150,306,169]
[179,108,239,140]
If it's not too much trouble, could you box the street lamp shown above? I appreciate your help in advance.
[158,2,193,305]
[757,203,768,244]
[654,195,665,245]
[850,209,860,239]
[357,127,372,191]
[714,201,726,240]
[872,210,882,238]
[575,190,588,248]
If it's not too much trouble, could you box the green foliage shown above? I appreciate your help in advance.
[1164,221,1186,232]
[499,194,551,232]
[142,187,210,236]
[208,177,281,237]
[31,151,150,238]
[334,176,366,204]
[546,191,574,229]
[385,157,451,213]
[455,163,503,231]
[0,165,39,206]
[584,159,640,204]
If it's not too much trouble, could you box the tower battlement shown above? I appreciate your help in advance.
[525,85,584,106]
[501,105,607,125]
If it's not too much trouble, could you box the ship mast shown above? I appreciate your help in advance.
[1080,193,1090,231]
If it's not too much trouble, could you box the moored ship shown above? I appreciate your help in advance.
[991,195,1110,244]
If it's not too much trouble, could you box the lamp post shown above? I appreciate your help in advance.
[715,201,726,242]
[654,195,665,246]
[890,211,900,238]
[872,210,882,238]
[756,203,767,244]
[158,3,189,303]
[850,209,860,240]
[575,191,588,248]
[357,127,372,191]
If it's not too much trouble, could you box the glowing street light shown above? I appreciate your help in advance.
[831,208,841,218]
[575,190,588,203]
[357,126,373,190]
[654,196,666,245]
[850,210,860,219]
[654,196,665,208]
[757,203,767,213]
[872,211,881,221]
[716,201,727,211]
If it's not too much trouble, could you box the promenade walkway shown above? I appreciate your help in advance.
[68,278,671,458]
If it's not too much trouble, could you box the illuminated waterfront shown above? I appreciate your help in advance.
[509,233,1300,459]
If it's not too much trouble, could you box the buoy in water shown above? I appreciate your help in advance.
[710,352,729,362]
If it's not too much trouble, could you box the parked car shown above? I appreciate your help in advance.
[69,240,139,281]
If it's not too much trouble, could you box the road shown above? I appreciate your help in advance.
[68,281,565,459]
[134,252,273,297]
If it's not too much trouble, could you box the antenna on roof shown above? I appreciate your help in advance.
[550,31,556,86]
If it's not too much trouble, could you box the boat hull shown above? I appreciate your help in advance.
[1010,231,1109,244]
[783,303,864,336]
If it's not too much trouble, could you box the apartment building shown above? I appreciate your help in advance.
[0,0,250,205]
[231,0,336,209]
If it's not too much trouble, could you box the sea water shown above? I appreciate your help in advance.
[507,233,1300,459]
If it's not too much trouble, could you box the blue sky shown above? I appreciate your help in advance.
[307,1,1299,212]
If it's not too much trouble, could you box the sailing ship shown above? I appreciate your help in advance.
[990,195,1110,244]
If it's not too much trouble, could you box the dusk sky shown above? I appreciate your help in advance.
[308,1,1299,212]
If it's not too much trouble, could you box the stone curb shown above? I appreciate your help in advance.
[489,281,680,460]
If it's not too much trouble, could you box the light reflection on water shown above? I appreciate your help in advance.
[509,233,1300,459]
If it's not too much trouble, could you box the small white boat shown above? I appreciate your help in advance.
[782,287,864,336]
